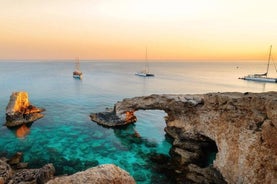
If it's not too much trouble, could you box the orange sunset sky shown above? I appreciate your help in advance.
[0,0,277,61]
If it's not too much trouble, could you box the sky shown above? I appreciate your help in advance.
[0,0,277,61]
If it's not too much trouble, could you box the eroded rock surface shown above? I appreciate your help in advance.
[91,92,277,184]
[0,154,54,184]
[5,91,44,127]
[46,164,135,184]
[8,164,55,184]
[0,153,134,184]
[0,159,13,184]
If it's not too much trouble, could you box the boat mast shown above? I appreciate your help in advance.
[76,57,80,71]
[145,47,149,73]
[266,45,272,77]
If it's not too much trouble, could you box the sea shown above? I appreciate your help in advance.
[0,61,276,183]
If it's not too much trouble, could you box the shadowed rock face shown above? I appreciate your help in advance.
[91,92,277,184]
[5,91,45,127]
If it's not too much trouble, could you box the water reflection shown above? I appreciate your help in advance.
[13,124,32,138]
[243,80,267,92]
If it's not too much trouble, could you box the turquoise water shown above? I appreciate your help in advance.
[0,61,276,183]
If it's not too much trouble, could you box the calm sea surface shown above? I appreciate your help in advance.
[0,61,276,183]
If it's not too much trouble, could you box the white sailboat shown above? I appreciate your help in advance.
[240,45,277,83]
[135,48,155,77]
[73,57,83,79]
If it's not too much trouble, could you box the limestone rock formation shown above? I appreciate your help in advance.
[0,159,13,184]
[91,92,277,184]
[0,154,54,184]
[7,152,23,167]
[46,164,136,184]
[90,108,136,127]
[8,164,55,184]
[5,91,45,127]
[1,153,134,184]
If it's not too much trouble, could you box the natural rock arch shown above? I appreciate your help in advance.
[91,92,277,184]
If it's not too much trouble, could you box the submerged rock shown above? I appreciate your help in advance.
[5,91,45,127]
[91,92,277,184]
[7,152,23,166]
[46,164,135,184]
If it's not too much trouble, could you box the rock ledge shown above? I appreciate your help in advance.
[46,164,135,184]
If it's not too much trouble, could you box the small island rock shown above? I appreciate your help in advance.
[5,91,45,127]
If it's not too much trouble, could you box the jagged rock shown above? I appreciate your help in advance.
[184,164,226,184]
[5,91,45,127]
[46,164,135,184]
[0,154,54,184]
[0,160,13,184]
[8,164,55,184]
[90,92,277,184]
[90,108,136,127]
[7,152,23,166]
[6,152,28,170]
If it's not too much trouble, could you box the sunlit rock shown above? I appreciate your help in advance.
[5,91,45,127]
[46,164,135,184]
[90,108,136,127]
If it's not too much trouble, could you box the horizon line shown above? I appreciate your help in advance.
[0,58,268,62]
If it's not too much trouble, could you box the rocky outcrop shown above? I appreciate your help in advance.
[0,153,55,184]
[90,108,137,127]
[0,153,134,184]
[8,164,55,184]
[0,160,13,184]
[46,164,135,184]
[5,91,44,127]
[90,92,277,184]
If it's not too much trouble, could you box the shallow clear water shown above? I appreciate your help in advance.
[0,61,276,183]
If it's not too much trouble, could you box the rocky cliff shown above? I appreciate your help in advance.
[91,92,277,184]
[5,91,44,127]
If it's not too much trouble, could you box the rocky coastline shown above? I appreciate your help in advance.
[0,152,55,184]
[91,92,277,184]
[2,91,276,183]
[0,152,135,184]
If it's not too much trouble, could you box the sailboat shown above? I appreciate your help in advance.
[73,57,83,79]
[135,48,155,77]
[240,45,277,83]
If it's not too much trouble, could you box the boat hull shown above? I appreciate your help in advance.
[73,75,82,79]
[135,72,155,77]
[73,70,83,79]
[241,76,277,83]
